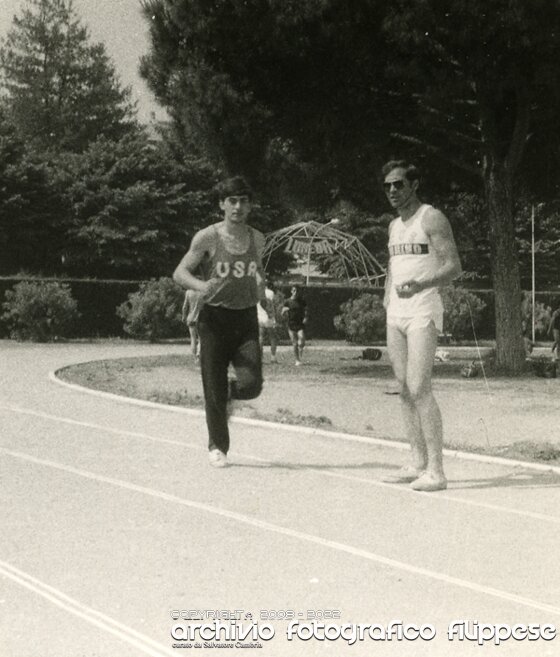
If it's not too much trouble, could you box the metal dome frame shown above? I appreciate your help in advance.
[262,220,386,286]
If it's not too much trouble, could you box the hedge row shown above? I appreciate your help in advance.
[0,277,139,338]
[1,276,559,341]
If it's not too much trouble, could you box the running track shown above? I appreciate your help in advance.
[1,341,559,657]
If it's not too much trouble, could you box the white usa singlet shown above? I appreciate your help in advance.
[387,204,443,319]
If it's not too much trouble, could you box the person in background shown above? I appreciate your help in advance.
[282,286,308,366]
[182,288,204,364]
[548,304,560,361]
[258,279,279,363]
[521,318,534,357]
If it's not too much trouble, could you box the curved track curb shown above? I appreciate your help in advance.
[49,368,560,476]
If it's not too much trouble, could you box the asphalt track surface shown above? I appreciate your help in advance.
[1,341,559,657]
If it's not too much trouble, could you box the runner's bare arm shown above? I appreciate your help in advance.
[383,221,394,308]
[254,230,268,304]
[422,209,462,286]
[398,209,462,297]
[173,229,215,294]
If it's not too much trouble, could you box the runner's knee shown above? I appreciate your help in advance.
[406,379,432,402]
[230,376,262,400]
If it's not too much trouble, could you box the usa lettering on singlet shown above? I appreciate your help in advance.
[201,224,261,310]
[387,204,443,318]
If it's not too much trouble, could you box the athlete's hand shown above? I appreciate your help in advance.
[396,280,423,298]
[198,278,219,297]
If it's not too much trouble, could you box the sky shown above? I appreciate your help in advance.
[0,0,166,124]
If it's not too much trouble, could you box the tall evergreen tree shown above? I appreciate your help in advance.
[58,132,217,278]
[139,0,393,208]
[0,0,138,153]
[0,106,68,274]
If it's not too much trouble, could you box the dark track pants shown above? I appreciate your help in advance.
[198,304,263,454]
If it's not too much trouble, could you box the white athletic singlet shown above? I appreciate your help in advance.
[387,204,443,319]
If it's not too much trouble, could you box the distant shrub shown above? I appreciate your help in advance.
[1,280,80,342]
[521,292,552,339]
[333,293,385,344]
[441,286,486,340]
[117,277,185,342]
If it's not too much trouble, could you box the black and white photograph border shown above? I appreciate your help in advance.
[1,1,559,656]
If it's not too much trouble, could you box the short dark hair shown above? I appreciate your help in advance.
[382,160,420,183]
[215,176,253,201]
[291,285,305,300]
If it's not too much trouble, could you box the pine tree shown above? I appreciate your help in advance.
[0,0,138,153]
[0,106,68,274]
[59,132,217,278]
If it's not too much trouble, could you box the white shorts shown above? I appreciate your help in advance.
[387,312,443,335]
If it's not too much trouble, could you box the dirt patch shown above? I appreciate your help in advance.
[57,347,560,465]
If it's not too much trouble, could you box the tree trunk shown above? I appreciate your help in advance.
[485,160,527,374]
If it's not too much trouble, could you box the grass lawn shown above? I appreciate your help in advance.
[56,342,560,466]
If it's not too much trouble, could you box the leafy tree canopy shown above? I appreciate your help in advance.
[140,0,560,372]
[0,106,69,275]
[58,131,217,279]
[140,0,396,208]
[0,0,138,153]
[382,0,560,195]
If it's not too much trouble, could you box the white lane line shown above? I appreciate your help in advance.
[2,446,560,619]
[0,560,174,657]
[2,403,560,525]
[309,469,560,525]
[48,373,207,418]
[0,403,200,450]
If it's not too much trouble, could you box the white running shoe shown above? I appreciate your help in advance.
[382,466,424,484]
[410,472,447,492]
[208,449,228,468]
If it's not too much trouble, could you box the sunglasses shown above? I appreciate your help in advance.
[383,180,406,192]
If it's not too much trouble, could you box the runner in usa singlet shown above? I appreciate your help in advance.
[173,176,268,467]
[201,224,261,310]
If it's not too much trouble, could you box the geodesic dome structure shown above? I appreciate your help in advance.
[262,220,386,286]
